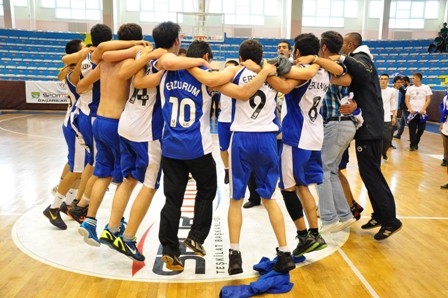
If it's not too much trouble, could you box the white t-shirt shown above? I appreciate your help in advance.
[406,84,432,112]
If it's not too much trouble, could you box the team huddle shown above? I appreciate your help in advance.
[43,20,402,275]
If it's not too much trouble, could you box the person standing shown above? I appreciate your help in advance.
[394,76,410,139]
[405,72,432,151]
[243,40,292,209]
[334,32,402,240]
[379,73,397,160]
[315,31,358,234]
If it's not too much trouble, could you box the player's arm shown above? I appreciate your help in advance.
[266,76,301,94]
[133,67,165,89]
[297,55,344,76]
[187,66,237,87]
[62,46,94,66]
[117,48,166,80]
[156,52,212,71]
[213,63,276,100]
[330,73,352,86]
[283,63,320,81]
[102,45,144,63]
[67,47,91,85]
[57,66,71,81]
[76,63,101,94]
[91,40,150,63]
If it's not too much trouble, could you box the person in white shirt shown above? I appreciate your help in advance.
[405,72,432,151]
[379,73,398,160]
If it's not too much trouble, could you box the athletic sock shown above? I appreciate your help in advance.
[50,192,65,209]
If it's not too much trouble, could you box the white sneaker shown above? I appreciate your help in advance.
[332,218,357,233]
[320,221,343,234]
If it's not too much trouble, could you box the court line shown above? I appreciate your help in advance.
[338,247,380,298]
[0,114,62,140]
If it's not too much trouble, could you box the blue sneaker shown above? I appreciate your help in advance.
[99,225,119,249]
[78,219,100,247]
[119,217,127,236]
[112,236,145,262]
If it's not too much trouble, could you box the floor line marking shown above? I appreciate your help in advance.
[338,247,379,298]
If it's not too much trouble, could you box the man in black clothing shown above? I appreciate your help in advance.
[335,32,402,240]
[394,76,410,139]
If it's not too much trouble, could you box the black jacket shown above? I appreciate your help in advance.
[342,47,384,140]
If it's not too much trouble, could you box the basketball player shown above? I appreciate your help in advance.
[75,23,150,246]
[43,39,89,230]
[187,39,299,275]
[156,35,277,271]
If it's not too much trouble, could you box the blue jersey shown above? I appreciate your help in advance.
[159,66,213,159]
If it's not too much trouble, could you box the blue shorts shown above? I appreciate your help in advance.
[62,123,87,173]
[218,122,232,151]
[120,137,162,189]
[72,110,94,165]
[229,132,279,199]
[279,144,323,188]
[92,116,123,183]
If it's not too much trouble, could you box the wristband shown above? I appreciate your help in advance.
[313,55,318,63]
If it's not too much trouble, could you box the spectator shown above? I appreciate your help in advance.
[336,32,402,240]
[405,72,432,151]
[394,76,410,139]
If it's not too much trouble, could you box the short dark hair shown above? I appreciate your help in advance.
[321,31,343,54]
[117,23,142,41]
[239,39,263,64]
[187,40,213,60]
[277,39,291,50]
[152,21,181,49]
[225,59,238,66]
[90,23,112,47]
[65,39,83,54]
[293,33,320,56]
[178,48,187,55]
[380,73,390,78]
[346,32,362,47]
[402,76,410,83]
[393,76,403,83]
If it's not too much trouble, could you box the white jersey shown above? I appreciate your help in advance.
[76,53,100,116]
[218,93,232,123]
[381,86,396,122]
[282,66,330,150]
[230,67,279,132]
[406,84,432,111]
[118,58,163,142]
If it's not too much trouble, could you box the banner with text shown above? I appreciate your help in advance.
[25,81,69,104]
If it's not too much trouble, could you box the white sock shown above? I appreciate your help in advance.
[230,243,239,251]
[50,192,65,209]
[65,188,78,205]
[278,246,289,253]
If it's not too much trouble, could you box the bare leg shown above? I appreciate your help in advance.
[262,198,287,247]
[228,198,244,244]
[123,186,157,238]
[296,185,318,229]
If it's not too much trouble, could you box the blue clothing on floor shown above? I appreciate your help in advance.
[219,255,305,298]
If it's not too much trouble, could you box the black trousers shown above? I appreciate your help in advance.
[159,153,217,256]
[408,114,426,148]
[382,121,392,156]
[355,139,399,226]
